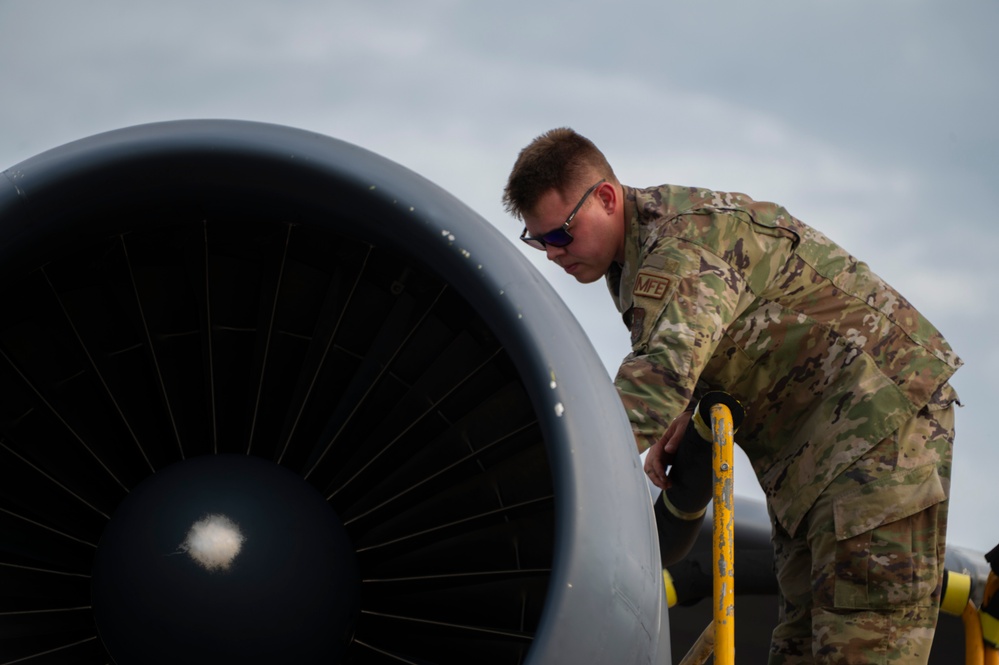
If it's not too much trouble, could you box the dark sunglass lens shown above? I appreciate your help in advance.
[541,229,573,247]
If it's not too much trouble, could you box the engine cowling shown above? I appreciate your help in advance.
[0,120,668,664]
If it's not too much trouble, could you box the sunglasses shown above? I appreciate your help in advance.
[520,179,606,250]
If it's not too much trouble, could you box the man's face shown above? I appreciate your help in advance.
[521,181,623,284]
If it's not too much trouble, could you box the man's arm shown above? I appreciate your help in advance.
[615,224,758,451]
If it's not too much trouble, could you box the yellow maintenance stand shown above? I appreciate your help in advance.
[676,394,996,665]
[939,546,999,665]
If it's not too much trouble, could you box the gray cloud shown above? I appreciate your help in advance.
[1,0,995,554]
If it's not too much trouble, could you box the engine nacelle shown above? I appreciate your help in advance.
[0,121,668,664]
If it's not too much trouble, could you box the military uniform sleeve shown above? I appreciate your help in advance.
[614,210,779,451]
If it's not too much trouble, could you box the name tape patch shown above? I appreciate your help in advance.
[634,271,673,300]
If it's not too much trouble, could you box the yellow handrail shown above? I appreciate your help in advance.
[710,402,736,665]
[983,570,999,665]
[964,599,986,665]
[677,621,715,665]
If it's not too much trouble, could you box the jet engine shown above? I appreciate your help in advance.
[0,121,669,664]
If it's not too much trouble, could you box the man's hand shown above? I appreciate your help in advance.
[644,410,693,491]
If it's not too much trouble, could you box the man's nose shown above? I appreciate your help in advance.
[545,244,565,261]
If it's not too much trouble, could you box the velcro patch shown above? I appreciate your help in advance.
[634,271,673,300]
[643,254,680,273]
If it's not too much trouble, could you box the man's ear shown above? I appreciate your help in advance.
[595,180,618,215]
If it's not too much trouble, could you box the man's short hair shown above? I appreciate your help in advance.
[502,128,617,220]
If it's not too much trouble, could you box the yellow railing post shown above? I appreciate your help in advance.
[710,402,736,665]
[982,569,999,665]
[963,599,986,665]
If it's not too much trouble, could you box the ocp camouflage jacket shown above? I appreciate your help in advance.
[607,184,961,534]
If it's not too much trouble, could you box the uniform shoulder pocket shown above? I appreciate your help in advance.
[628,254,683,351]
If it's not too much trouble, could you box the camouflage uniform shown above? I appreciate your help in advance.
[607,185,961,663]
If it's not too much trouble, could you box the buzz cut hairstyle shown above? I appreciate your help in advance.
[502,127,617,221]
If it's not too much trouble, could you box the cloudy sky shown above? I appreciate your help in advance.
[2,1,996,554]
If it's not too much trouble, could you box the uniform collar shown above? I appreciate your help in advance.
[605,185,644,314]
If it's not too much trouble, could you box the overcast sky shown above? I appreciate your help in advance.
[2,1,996,554]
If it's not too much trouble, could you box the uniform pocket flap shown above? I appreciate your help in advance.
[833,464,945,541]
